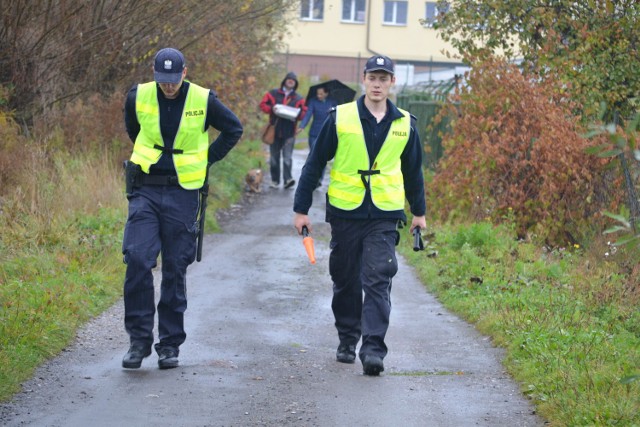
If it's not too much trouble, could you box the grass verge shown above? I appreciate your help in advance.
[400,220,640,426]
[0,208,125,401]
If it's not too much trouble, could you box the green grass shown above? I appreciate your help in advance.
[400,220,640,426]
[0,208,125,400]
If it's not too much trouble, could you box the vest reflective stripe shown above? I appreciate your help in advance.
[131,82,210,189]
[328,102,410,211]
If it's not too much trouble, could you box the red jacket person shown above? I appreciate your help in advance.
[259,72,307,189]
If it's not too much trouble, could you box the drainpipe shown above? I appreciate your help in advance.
[366,0,381,56]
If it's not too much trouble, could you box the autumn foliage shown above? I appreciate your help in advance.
[0,0,294,125]
[434,0,640,123]
[429,55,622,246]
[0,1,293,201]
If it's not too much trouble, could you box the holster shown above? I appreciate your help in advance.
[395,219,406,246]
[124,160,142,195]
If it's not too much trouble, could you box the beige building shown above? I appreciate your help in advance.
[278,0,464,86]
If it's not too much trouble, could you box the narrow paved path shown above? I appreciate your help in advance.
[0,148,544,427]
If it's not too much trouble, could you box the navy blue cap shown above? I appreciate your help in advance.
[153,48,185,84]
[364,55,394,75]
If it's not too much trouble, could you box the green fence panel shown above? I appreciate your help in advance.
[398,97,453,170]
[411,101,448,170]
[397,79,457,170]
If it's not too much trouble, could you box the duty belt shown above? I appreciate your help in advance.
[139,174,180,186]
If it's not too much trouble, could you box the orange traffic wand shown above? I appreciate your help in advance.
[302,226,316,264]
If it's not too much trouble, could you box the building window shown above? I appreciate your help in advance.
[342,0,366,23]
[301,0,324,20]
[424,1,448,27]
[384,1,408,26]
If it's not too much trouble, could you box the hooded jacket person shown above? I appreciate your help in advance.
[259,72,307,188]
[261,72,306,140]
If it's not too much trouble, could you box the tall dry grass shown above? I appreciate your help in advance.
[1,90,127,211]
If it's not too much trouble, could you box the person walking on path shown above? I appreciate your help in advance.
[298,85,337,188]
[259,71,307,189]
[121,47,243,370]
[293,54,427,376]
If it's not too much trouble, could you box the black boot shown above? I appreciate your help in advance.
[122,344,152,369]
[336,343,356,364]
[362,354,384,376]
[157,347,179,370]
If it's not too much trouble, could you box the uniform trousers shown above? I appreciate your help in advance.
[328,217,399,361]
[122,184,199,352]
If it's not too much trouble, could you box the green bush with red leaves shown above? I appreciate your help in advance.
[428,55,624,246]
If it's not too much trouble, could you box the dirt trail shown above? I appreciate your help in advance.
[0,148,544,427]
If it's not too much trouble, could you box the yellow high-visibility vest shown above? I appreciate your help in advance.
[131,81,209,189]
[328,102,410,211]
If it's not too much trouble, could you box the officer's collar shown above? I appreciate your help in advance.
[357,96,403,122]
[156,80,189,101]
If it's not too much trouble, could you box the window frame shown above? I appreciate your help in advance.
[383,1,408,26]
[300,0,324,21]
[341,0,366,23]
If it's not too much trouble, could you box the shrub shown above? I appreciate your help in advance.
[57,92,130,161]
[429,55,623,246]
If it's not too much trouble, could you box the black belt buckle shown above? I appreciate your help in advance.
[167,176,179,186]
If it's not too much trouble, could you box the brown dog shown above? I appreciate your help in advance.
[245,167,263,193]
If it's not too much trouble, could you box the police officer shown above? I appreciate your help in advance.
[293,54,426,376]
[122,47,243,369]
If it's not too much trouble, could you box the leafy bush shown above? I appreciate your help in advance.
[429,55,623,246]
